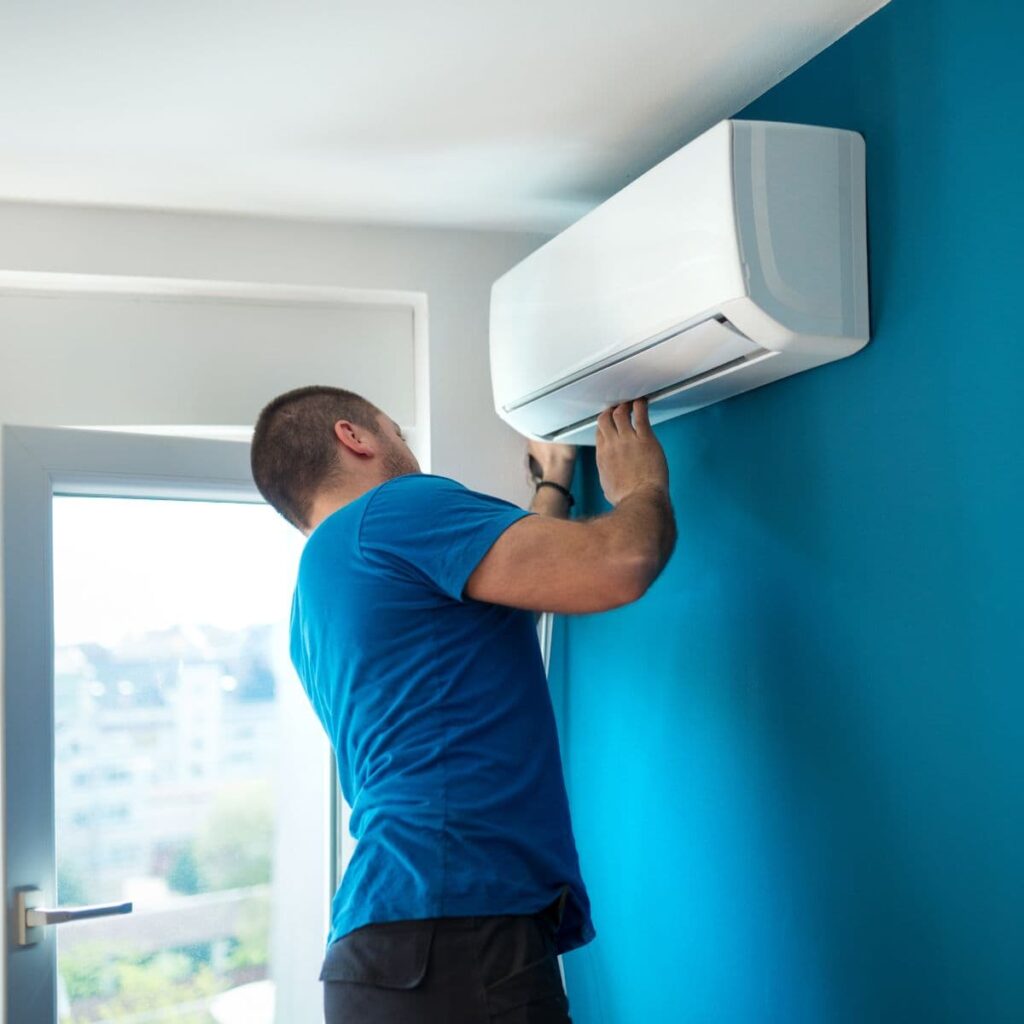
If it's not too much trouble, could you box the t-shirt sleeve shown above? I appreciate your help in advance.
[358,474,533,601]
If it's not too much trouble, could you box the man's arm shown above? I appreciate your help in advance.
[466,399,676,614]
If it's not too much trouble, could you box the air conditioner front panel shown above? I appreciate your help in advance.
[504,317,766,438]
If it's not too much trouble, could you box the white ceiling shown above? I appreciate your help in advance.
[0,1,886,232]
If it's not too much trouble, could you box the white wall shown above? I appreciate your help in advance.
[0,200,547,502]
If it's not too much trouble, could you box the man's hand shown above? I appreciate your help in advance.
[465,399,676,613]
[527,439,577,519]
[526,439,576,489]
[596,399,669,505]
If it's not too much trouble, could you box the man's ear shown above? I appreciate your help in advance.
[333,419,377,458]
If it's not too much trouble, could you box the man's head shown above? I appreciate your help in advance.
[251,385,419,533]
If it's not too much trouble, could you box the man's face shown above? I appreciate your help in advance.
[376,412,421,477]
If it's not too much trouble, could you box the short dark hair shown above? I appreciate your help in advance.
[251,385,381,530]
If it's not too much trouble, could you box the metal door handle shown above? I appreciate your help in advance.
[15,887,133,946]
[27,901,132,926]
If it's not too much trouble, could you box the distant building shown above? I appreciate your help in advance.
[55,624,279,902]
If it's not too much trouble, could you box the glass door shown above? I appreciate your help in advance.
[3,427,333,1024]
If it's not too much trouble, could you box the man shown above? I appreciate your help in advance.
[250,385,676,1023]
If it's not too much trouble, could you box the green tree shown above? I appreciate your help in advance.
[60,940,121,1003]
[60,943,225,1024]
[194,782,273,890]
[168,842,203,895]
[228,891,271,971]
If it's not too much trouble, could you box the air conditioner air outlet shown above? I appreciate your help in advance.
[546,348,779,443]
[504,315,768,440]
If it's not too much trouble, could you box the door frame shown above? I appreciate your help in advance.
[0,425,324,1022]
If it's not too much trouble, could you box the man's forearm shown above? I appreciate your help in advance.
[592,484,677,593]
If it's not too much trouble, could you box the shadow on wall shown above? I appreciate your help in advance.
[557,1,1024,1021]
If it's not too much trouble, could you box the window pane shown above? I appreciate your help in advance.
[52,496,326,1024]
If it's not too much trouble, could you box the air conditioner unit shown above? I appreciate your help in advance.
[489,119,869,443]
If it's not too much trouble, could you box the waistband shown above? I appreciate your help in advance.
[399,885,570,933]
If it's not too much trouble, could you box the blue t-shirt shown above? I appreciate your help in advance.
[289,473,595,956]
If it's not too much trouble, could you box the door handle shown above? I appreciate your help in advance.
[15,887,133,947]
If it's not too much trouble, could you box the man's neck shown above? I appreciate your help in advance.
[305,477,391,535]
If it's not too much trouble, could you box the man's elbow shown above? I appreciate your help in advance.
[598,552,661,610]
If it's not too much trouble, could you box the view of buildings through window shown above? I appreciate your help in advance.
[52,495,322,1024]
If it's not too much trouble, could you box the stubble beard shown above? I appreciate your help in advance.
[380,441,420,481]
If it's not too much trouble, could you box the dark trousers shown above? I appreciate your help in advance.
[321,892,573,1023]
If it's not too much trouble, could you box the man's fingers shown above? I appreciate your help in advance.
[600,401,645,439]
[612,401,634,435]
[633,397,652,436]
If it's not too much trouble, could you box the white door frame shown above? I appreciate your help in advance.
[0,425,333,1022]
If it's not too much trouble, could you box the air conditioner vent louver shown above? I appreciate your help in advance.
[505,315,768,439]
[546,349,778,442]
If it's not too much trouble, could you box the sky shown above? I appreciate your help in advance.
[52,496,306,648]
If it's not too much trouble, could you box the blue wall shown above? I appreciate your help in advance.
[557,2,1023,1020]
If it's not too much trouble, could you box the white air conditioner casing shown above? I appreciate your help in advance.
[490,119,869,443]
